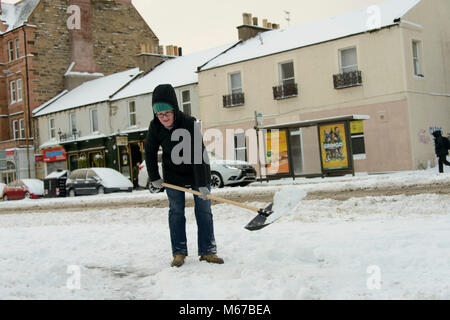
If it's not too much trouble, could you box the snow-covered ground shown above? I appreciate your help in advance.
[0,169,449,300]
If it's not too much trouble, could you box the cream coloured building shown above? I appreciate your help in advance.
[197,0,450,175]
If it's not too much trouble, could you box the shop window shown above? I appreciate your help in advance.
[350,120,366,160]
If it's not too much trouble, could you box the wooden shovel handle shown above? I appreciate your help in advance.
[161,182,259,213]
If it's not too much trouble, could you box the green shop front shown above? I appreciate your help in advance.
[59,130,147,181]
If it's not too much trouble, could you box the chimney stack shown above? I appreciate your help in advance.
[237,12,274,41]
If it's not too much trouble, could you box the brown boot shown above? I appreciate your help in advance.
[171,254,186,267]
[199,254,224,264]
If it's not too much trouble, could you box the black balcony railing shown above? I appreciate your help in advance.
[223,92,245,107]
[333,70,362,89]
[273,83,298,100]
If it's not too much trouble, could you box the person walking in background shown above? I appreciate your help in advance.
[145,84,224,267]
[432,130,450,173]
[132,162,140,189]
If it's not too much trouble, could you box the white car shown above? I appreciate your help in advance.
[138,153,257,193]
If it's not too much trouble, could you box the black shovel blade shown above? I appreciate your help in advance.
[245,203,274,231]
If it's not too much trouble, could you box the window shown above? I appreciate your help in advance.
[10,81,16,104]
[15,38,20,59]
[13,120,19,140]
[350,120,366,159]
[128,101,136,127]
[339,47,358,73]
[90,109,98,133]
[49,118,56,139]
[230,72,242,94]
[19,119,25,139]
[234,131,247,161]
[181,90,191,116]
[8,41,14,61]
[412,40,423,77]
[69,113,77,135]
[280,61,295,85]
[16,79,23,102]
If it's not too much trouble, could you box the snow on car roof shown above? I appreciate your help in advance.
[90,168,133,189]
[21,179,44,195]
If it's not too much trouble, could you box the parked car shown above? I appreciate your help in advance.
[2,179,44,201]
[0,182,6,200]
[66,168,133,197]
[138,152,257,193]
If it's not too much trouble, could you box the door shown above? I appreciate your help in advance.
[289,128,304,175]
[75,170,88,195]
[85,170,98,194]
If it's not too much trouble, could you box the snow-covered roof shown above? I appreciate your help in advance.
[200,0,421,71]
[0,0,40,34]
[110,43,237,101]
[33,68,141,117]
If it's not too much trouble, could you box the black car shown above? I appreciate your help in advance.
[66,168,133,197]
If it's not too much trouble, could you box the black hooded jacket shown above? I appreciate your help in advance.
[144,84,211,187]
[432,130,450,157]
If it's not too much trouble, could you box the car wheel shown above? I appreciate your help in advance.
[210,171,223,189]
[3,194,8,201]
[69,189,76,197]
[97,186,105,195]
[24,192,31,199]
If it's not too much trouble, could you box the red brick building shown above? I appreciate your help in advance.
[0,0,159,182]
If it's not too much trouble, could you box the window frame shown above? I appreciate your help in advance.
[10,81,17,104]
[412,40,423,77]
[16,78,23,102]
[279,60,295,86]
[69,113,77,136]
[181,89,192,116]
[12,120,19,140]
[90,108,99,133]
[14,38,20,60]
[339,47,358,74]
[49,118,56,139]
[127,101,137,127]
[229,72,243,95]
[8,40,14,61]
[19,119,25,139]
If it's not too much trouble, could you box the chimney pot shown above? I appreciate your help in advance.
[267,22,272,29]
[262,19,268,28]
[243,12,252,25]
[252,17,258,26]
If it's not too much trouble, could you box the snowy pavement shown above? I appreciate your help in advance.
[0,169,449,300]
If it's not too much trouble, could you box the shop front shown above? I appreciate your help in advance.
[60,130,146,183]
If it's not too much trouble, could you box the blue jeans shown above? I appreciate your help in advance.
[165,185,217,257]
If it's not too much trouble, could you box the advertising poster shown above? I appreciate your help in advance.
[319,123,349,170]
[265,130,290,175]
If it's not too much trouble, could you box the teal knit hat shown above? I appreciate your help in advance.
[153,102,174,114]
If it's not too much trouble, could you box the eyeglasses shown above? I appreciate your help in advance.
[157,111,174,119]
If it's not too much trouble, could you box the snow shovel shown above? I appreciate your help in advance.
[161,183,274,231]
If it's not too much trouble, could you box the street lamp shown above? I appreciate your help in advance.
[3,69,32,178]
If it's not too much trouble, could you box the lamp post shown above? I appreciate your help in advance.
[3,69,31,178]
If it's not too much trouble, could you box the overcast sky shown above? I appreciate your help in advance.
[131,0,387,54]
[3,0,387,54]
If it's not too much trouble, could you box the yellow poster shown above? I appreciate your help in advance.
[319,123,349,170]
[265,130,290,175]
